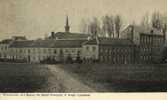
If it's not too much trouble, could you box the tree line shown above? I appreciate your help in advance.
[80,12,167,38]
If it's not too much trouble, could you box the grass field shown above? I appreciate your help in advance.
[1,63,167,92]
[0,63,93,92]
[60,64,167,92]
[0,63,53,92]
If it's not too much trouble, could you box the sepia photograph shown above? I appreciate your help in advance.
[0,0,167,93]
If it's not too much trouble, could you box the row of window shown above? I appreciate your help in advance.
[0,46,8,51]
[140,55,152,61]
[100,55,132,63]
[85,46,96,52]
[9,54,77,61]
[141,47,152,52]
[100,48,132,54]
[10,48,80,54]
[141,36,163,44]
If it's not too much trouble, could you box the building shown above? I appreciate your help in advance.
[48,16,91,40]
[0,36,27,61]
[122,25,166,63]
[49,32,91,40]
[0,17,167,64]
[139,32,164,63]
[8,39,87,63]
[82,37,135,64]
[0,39,13,60]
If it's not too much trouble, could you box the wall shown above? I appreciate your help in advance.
[82,44,99,60]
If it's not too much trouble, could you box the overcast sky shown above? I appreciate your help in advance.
[0,0,167,40]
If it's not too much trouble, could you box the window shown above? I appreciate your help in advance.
[28,49,30,53]
[59,49,63,55]
[20,49,22,53]
[54,50,57,54]
[71,49,74,53]
[33,48,35,52]
[77,50,81,54]
[38,49,41,54]
[100,48,103,53]
[65,49,69,53]
[48,49,51,53]
[4,46,7,50]
[92,46,96,51]
[43,49,46,53]
[105,49,108,53]
[86,46,89,51]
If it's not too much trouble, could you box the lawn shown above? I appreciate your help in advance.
[60,64,167,92]
[1,63,167,92]
[0,63,51,92]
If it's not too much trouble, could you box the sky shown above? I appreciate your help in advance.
[0,0,167,40]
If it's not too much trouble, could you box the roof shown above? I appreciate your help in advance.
[49,32,90,39]
[9,39,87,48]
[12,36,27,41]
[132,25,150,34]
[9,40,34,48]
[83,39,98,45]
[99,38,134,46]
[0,39,13,44]
[53,39,87,48]
[140,33,164,37]
[83,37,134,46]
[122,25,163,35]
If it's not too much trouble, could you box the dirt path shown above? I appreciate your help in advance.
[41,65,95,92]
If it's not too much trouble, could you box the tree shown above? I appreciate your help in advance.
[140,12,151,28]
[88,17,101,38]
[151,11,163,30]
[79,18,89,33]
[114,15,123,38]
[102,15,114,38]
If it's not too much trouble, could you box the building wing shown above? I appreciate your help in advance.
[49,32,91,40]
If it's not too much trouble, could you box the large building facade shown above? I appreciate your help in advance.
[0,18,167,64]
[82,38,134,64]
[122,25,167,63]
[8,39,86,63]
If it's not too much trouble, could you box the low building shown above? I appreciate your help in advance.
[9,39,87,63]
[0,39,13,60]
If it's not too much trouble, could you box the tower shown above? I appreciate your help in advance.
[65,16,70,33]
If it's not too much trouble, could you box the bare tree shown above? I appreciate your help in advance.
[140,12,151,28]
[102,15,114,38]
[151,11,163,30]
[88,17,101,38]
[161,14,167,25]
[79,18,89,33]
[114,15,123,38]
